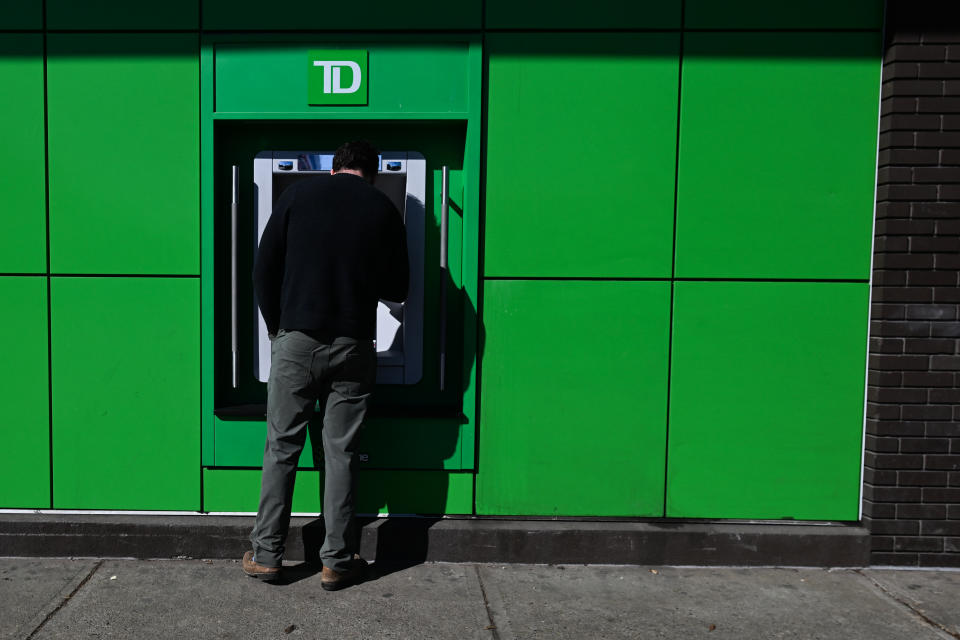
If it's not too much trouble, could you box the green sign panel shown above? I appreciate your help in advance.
[307,49,368,106]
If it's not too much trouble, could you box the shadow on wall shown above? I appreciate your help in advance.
[486,30,882,61]
[353,190,478,521]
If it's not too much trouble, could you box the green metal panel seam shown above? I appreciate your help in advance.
[211,113,471,120]
[472,29,488,515]
[459,38,483,511]
[200,41,215,468]
[459,39,483,474]
[855,27,887,522]
[43,1,53,510]
[662,0,686,518]
[197,27,205,511]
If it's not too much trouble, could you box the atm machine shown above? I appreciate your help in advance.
[210,117,472,490]
[203,41,479,513]
[215,121,467,416]
[250,150,426,385]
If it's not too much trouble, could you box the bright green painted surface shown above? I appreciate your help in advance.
[46,0,199,29]
[685,0,883,28]
[212,418,319,468]
[486,0,679,28]
[0,36,46,273]
[204,469,473,514]
[200,43,215,466]
[214,418,278,467]
[0,2,40,29]
[478,281,670,516]
[51,277,200,509]
[0,278,49,508]
[215,43,470,115]
[204,468,321,513]
[485,34,678,278]
[676,33,881,280]
[47,34,199,275]
[203,0,480,30]
[667,282,869,521]
[214,417,464,470]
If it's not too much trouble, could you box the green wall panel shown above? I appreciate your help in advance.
[214,416,464,470]
[52,277,200,509]
[215,43,471,115]
[676,33,881,280]
[203,0,479,30]
[204,469,322,513]
[685,0,883,29]
[0,2,41,29]
[46,0,199,29]
[212,418,319,468]
[667,282,868,521]
[47,34,199,275]
[477,280,670,516]
[486,0,679,29]
[204,469,473,515]
[485,34,678,278]
[359,470,473,515]
[214,418,279,467]
[0,278,49,508]
[0,35,46,273]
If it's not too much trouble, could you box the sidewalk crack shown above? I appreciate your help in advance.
[474,564,503,640]
[25,560,103,640]
[855,569,960,640]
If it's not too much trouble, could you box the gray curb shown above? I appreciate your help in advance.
[0,515,870,566]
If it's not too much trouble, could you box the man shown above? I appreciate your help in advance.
[243,140,409,590]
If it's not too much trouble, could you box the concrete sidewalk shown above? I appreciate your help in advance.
[2,559,959,640]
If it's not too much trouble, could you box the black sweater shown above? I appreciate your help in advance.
[253,173,409,339]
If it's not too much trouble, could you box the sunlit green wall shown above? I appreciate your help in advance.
[0,0,881,519]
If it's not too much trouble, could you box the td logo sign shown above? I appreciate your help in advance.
[307,50,368,106]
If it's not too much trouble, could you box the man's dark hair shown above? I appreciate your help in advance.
[332,140,380,181]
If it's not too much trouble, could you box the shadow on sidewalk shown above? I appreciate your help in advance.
[365,517,442,580]
[277,516,442,586]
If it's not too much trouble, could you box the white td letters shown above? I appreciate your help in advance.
[312,60,362,94]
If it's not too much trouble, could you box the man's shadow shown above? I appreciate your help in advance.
[292,516,441,584]
[258,516,438,585]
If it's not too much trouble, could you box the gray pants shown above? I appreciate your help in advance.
[250,330,376,572]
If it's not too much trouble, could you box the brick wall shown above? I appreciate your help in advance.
[864,1,960,567]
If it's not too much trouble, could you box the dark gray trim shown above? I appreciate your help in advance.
[0,515,870,567]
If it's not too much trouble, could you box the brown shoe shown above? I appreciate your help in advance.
[242,551,281,582]
[320,555,367,591]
